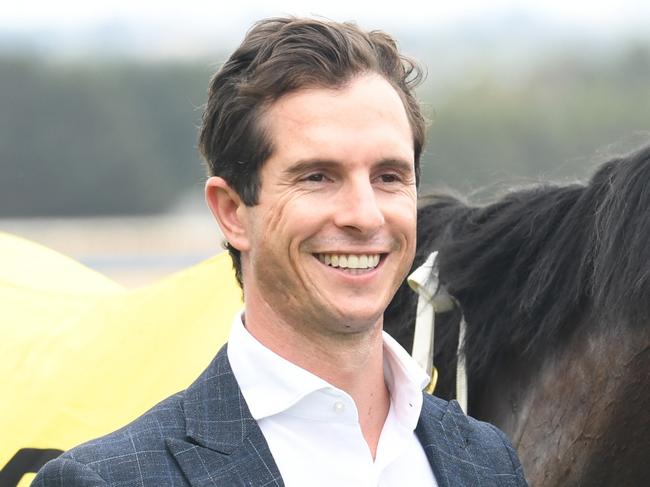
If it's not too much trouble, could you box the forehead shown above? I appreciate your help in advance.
[260,74,414,168]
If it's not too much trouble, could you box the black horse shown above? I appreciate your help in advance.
[385,145,650,486]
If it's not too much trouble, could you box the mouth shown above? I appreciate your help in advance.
[314,253,384,275]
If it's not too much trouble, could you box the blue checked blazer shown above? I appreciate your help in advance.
[33,345,527,486]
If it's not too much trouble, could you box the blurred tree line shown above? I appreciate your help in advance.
[1,43,649,217]
[0,57,212,216]
[422,43,650,198]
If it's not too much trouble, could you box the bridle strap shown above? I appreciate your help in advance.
[408,251,468,413]
[408,251,439,392]
[455,315,468,413]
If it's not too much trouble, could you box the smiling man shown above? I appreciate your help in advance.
[34,17,526,487]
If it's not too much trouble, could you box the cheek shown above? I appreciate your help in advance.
[384,194,417,237]
[254,193,318,262]
[253,194,292,245]
[270,192,326,234]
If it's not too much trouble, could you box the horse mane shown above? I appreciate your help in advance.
[385,144,650,382]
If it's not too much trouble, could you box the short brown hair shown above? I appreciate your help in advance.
[199,17,426,287]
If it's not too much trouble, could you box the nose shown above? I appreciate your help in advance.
[333,178,385,235]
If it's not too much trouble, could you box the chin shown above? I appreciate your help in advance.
[324,304,384,332]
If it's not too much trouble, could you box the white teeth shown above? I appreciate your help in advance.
[315,253,381,270]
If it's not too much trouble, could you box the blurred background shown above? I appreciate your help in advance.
[1,0,649,286]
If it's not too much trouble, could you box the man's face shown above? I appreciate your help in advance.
[240,73,417,337]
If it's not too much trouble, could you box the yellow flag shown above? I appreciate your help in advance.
[0,232,242,486]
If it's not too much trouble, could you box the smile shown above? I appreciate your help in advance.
[315,253,381,271]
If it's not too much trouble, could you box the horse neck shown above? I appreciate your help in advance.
[471,314,650,486]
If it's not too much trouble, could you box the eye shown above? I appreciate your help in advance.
[306,173,325,182]
[378,173,400,183]
[301,172,335,183]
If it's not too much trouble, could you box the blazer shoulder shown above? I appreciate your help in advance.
[419,395,528,486]
[467,416,525,471]
[68,392,186,462]
[421,392,450,417]
[34,392,189,487]
[32,457,108,487]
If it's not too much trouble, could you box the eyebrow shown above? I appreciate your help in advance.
[282,159,338,177]
[374,158,415,174]
[283,157,414,177]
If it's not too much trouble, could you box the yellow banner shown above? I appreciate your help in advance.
[0,232,242,486]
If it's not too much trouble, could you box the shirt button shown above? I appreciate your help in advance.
[333,400,345,414]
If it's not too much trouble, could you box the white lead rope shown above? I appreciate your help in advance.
[407,251,468,413]
[408,251,439,393]
[455,315,468,413]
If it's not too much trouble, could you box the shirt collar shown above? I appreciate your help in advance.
[382,331,430,430]
[227,312,429,430]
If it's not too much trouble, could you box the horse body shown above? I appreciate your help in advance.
[478,312,649,485]
[385,145,650,486]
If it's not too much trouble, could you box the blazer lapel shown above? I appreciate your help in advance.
[167,346,284,487]
[416,396,490,487]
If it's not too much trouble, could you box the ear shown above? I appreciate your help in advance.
[205,177,251,252]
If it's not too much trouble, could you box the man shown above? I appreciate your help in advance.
[34,17,527,486]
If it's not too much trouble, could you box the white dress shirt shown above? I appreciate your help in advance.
[227,313,439,486]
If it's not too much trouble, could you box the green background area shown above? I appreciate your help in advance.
[1,43,649,217]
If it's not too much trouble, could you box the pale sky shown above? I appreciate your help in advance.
[2,1,648,60]
[3,0,649,31]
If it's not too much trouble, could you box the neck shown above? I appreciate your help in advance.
[244,297,390,458]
